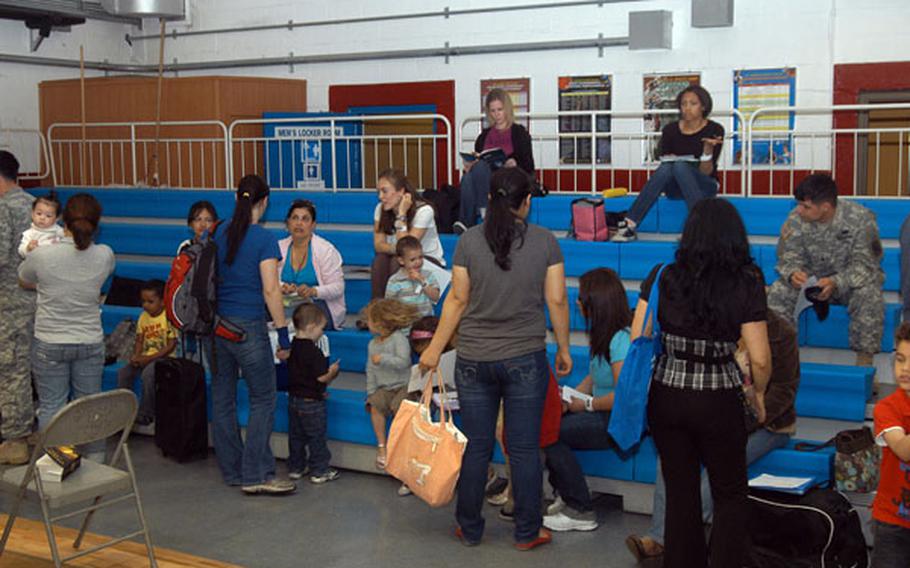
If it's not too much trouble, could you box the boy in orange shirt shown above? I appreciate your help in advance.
[872,322,910,567]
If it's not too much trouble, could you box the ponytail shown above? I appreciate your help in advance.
[226,175,270,265]
[62,193,101,251]
[484,168,532,271]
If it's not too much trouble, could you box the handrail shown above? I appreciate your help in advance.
[0,128,53,184]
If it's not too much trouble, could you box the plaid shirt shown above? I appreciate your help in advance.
[652,332,743,391]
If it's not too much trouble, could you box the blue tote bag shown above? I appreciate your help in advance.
[608,264,666,451]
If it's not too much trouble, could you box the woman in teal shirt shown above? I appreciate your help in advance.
[278,200,346,330]
[542,268,632,532]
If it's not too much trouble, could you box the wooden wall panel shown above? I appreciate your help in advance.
[39,75,306,188]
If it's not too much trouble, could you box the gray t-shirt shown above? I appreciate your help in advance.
[18,238,115,344]
[453,223,563,362]
[366,330,412,394]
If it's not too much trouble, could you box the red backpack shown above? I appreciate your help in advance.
[165,223,245,342]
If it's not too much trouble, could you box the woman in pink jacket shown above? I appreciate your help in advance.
[278,199,346,330]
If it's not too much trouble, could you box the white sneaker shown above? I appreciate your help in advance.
[309,468,340,484]
[612,223,637,242]
[546,495,566,515]
[397,483,412,496]
[542,509,598,532]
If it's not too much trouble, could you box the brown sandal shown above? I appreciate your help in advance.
[625,534,664,562]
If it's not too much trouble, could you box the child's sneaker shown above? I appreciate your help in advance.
[397,483,412,496]
[309,468,340,484]
[288,467,309,481]
[612,220,637,242]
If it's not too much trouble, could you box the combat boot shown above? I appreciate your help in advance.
[0,439,29,465]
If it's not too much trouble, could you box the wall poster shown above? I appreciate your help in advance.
[642,73,701,161]
[480,78,530,129]
[733,67,796,164]
[558,75,612,164]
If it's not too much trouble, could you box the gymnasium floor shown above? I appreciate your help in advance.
[1,436,657,568]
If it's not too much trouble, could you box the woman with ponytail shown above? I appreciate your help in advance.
[19,193,115,459]
[209,174,296,495]
[419,168,571,550]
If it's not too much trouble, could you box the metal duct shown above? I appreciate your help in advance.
[0,1,141,25]
[101,0,184,20]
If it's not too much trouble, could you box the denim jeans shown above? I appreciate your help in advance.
[287,396,331,475]
[647,427,791,544]
[458,160,493,227]
[899,215,910,322]
[206,318,278,486]
[32,339,105,430]
[543,410,612,512]
[872,520,910,568]
[648,382,749,568]
[454,349,549,544]
[627,161,719,225]
[116,360,158,421]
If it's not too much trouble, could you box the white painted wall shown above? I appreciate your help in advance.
[0,17,138,170]
[3,0,910,171]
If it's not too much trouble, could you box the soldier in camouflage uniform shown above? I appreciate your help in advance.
[767,174,884,366]
[0,151,36,464]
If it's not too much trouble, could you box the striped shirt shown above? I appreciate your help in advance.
[385,268,438,316]
[652,332,743,391]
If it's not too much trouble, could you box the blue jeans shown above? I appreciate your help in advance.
[454,350,549,544]
[647,428,790,544]
[287,396,331,476]
[207,318,278,486]
[458,160,493,227]
[116,360,158,421]
[32,339,105,430]
[543,410,613,512]
[900,215,910,322]
[627,161,719,225]
[872,520,910,568]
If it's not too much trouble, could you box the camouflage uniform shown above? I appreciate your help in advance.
[767,200,885,354]
[0,186,36,440]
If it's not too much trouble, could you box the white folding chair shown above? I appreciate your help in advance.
[0,389,157,567]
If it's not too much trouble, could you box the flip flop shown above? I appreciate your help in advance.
[625,535,663,561]
[515,528,552,551]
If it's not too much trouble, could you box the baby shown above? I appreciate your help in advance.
[19,192,64,257]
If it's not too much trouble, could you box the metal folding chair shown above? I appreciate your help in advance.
[0,389,157,567]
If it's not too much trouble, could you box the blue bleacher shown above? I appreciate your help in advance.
[45,185,910,497]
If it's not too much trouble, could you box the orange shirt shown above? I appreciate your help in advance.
[872,388,910,529]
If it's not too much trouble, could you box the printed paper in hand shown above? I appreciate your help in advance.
[561,385,593,405]
[793,276,819,321]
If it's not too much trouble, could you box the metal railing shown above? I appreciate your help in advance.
[0,128,53,183]
[745,103,910,197]
[37,103,910,198]
[460,109,747,195]
[227,114,453,191]
[47,121,230,188]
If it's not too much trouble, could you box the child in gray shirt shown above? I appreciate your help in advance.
[363,298,419,493]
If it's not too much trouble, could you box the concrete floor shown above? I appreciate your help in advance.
[2,437,659,568]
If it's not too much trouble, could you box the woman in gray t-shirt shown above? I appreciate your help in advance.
[420,168,572,549]
[19,193,115,438]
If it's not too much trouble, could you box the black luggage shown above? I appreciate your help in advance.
[154,356,208,462]
[745,488,869,568]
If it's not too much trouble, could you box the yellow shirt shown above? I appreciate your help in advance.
[137,311,177,357]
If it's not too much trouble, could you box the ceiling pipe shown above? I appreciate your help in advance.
[0,34,629,73]
[125,0,644,43]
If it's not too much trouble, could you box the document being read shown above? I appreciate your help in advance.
[793,275,819,321]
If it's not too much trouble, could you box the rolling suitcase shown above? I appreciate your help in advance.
[154,355,208,462]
